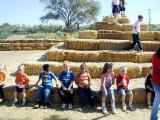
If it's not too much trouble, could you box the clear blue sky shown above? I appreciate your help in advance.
[0,0,160,25]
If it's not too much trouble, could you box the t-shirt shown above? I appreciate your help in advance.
[0,72,6,83]
[15,71,30,88]
[39,71,58,86]
[116,74,129,90]
[112,0,119,5]
[133,20,141,34]
[76,72,90,86]
[59,70,75,88]
[145,74,153,90]
[101,72,115,88]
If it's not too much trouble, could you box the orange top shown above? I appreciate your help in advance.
[76,72,90,87]
[0,72,6,83]
[15,71,29,88]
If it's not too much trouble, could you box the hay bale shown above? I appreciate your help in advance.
[103,16,114,23]
[99,40,130,50]
[136,52,152,63]
[118,17,130,24]
[141,64,152,77]
[140,31,154,41]
[99,51,137,63]
[97,32,124,39]
[95,22,122,31]
[121,31,132,40]
[122,24,133,31]
[154,31,160,40]
[48,49,65,61]
[65,39,99,50]
[141,24,149,31]
[143,41,160,51]
[79,30,97,39]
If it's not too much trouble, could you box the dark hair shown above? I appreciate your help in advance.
[102,63,112,74]
[156,48,160,58]
[138,15,143,20]
[43,64,49,72]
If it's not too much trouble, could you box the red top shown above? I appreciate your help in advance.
[119,0,125,5]
[152,53,160,86]
[116,74,129,90]
[15,71,30,88]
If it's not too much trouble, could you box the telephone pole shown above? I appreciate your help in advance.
[148,9,152,27]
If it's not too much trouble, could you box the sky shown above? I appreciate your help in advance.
[0,0,160,26]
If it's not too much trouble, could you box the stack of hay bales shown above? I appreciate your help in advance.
[103,16,115,23]
[121,24,149,31]
[79,30,98,39]
[97,30,123,39]
[140,31,155,41]
[95,22,122,31]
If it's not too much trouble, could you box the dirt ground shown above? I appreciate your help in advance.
[0,51,159,120]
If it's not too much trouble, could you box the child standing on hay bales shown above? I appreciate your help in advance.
[75,63,95,110]
[112,0,120,24]
[128,15,144,52]
[59,60,75,109]
[34,64,58,108]
[0,64,7,103]
[101,63,116,114]
[145,67,155,109]
[119,0,126,17]
[12,65,30,106]
[116,66,134,111]
[150,48,160,120]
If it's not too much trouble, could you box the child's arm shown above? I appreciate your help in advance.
[88,73,92,85]
[0,73,6,86]
[34,79,40,87]
[146,85,154,92]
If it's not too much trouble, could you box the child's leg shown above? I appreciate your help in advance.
[59,87,67,104]
[67,87,74,104]
[44,86,52,104]
[147,92,152,105]
[108,88,116,111]
[101,91,107,108]
[0,86,4,99]
[21,92,26,101]
[85,87,95,107]
[35,85,44,104]
[78,87,85,106]
[128,34,137,50]
[128,91,133,105]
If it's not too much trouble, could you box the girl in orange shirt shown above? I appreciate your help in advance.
[75,63,95,109]
[0,64,7,102]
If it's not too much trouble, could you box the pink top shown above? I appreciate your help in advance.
[101,72,115,88]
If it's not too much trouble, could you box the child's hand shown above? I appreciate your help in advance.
[34,83,38,87]
[56,84,59,87]
[63,87,67,91]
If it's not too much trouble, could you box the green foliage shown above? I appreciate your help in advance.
[149,24,160,31]
[26,32,55,39]
[40,0,100,30]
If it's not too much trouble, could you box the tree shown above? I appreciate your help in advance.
[40,0,100,30]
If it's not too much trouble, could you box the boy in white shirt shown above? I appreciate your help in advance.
[128,15,144,52]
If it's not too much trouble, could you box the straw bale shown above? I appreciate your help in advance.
[154,31,160,40]
[118,17,130,24]
[140,31,154,41]
[79,30,98,39]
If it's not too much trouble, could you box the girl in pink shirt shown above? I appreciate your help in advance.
[101,63,116,114]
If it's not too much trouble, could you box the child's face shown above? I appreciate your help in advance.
[63,64,69,71]
[120,68,127,76]
[139,18,143,22]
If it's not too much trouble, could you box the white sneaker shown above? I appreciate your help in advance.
[102,107,108,114]
[68,103,73,110]
[122,104,127,111]
[61,103,66,109]
[0,98,3,103]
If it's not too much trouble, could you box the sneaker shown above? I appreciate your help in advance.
[0,98,3,103]
[139,50,143,52]
[22,100,26,107]
[68,103,73,110]
[61,103,66,109]
[122,104,127,111]
[128,104,134,111]
[12,100,18,106]
[112,108,116,114]
[34,103,40,109]
[45,102,51,109]
[102,107,108,114]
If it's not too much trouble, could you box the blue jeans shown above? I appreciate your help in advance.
[151,83,160,120]
[35,85,53,104]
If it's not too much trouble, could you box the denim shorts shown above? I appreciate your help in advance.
[13,86,27,93]
[117,89,132,95]
[112,5,120,14]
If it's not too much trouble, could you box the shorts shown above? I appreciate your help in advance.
[120,5,125,11]
[112,5,120,14]
[145,88,155,94]
[117,89,132,95]
[13,86,28,93]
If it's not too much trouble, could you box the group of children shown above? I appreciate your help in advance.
[0,61,154,114]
